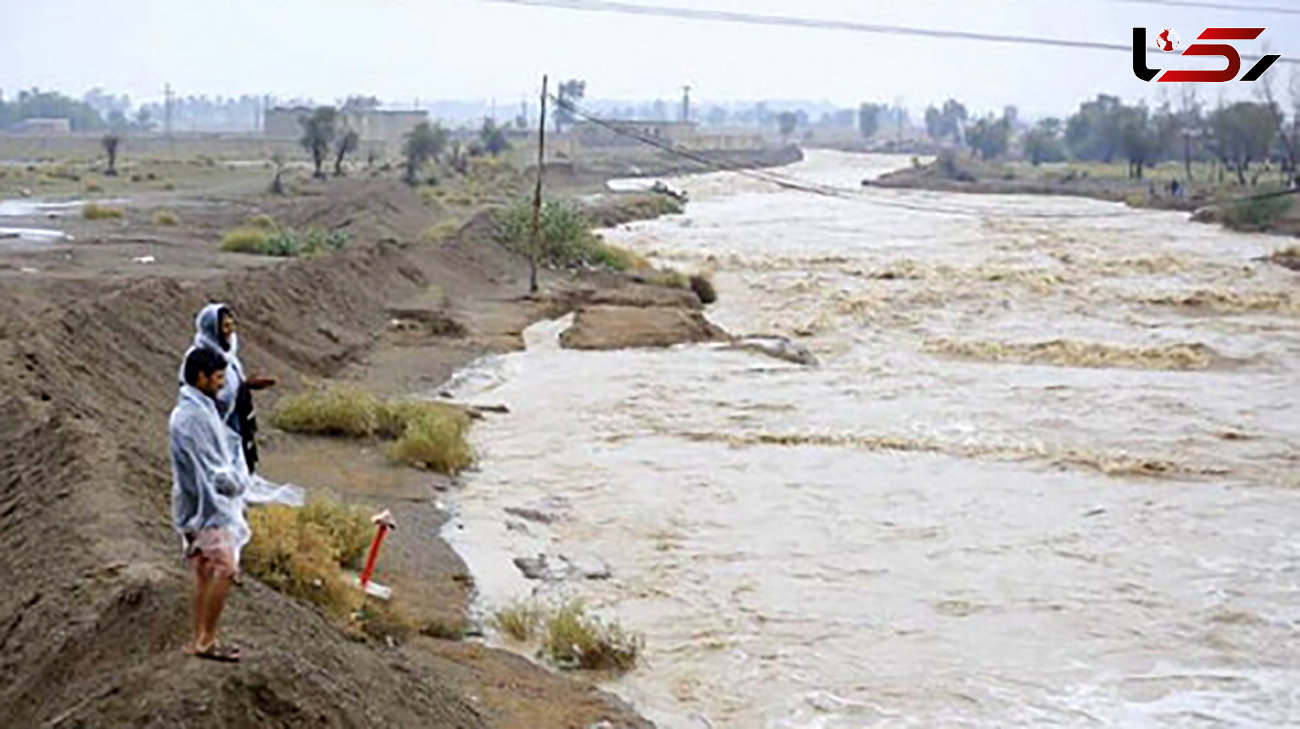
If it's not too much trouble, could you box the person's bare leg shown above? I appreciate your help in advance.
[200,571,233,650]
[188,568,210,653]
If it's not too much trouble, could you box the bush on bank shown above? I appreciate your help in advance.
[270,383,474,475]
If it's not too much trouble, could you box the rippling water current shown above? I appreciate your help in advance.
[441,151,1300,728]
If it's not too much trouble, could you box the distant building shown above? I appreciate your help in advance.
[263,107,429,144]
[12,118,72,135]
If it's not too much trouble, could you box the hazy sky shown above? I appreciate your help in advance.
[2,0,1297,117]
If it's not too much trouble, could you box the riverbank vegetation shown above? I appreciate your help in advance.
[270,383,474,473]
[220,224,351,257]
[244,499,430,643]
[869,91,1300,238]
[491,599,643,672]
[244,500,372,617]
[491,196,712,297]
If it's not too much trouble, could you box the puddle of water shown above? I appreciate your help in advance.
[0,227,72,243]
[0,198,126,218]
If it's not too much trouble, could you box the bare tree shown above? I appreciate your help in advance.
[101,134,121,177]
[1177,86,1202,183]
[269,152,286,195]
[1257,66,1296,180]
[334,127,359,177]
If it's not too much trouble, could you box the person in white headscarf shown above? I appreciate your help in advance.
[179,303,275,473]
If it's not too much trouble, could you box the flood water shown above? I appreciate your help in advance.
[442,151,1300,727]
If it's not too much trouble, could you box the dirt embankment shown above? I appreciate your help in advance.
[872,160,1206,212]
[539,145,804,194]
[875,161,1300,244]
[0,181,652,728]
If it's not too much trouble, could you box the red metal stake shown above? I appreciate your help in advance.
[359,510,396,589]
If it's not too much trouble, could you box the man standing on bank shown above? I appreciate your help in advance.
[171,347,251,662]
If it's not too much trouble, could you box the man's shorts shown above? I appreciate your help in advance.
[185,528,237,580]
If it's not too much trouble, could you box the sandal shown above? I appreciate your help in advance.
[195,643,241,663]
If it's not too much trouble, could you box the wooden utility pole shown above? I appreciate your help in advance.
[529,75,548,294]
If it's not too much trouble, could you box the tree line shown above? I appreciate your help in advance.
[292,103,511,187]
[897,85,1300,186]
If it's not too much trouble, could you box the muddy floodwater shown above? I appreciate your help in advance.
[442,151,1300,727]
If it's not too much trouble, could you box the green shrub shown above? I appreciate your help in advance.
[220,225,348,257]
[152,210,180,226]
[541,600,642,672]
[262,229,299,257]
[82,202,124,220]
[300,227,350,256]
[493,199,606,268]
[1221,193,1292,231]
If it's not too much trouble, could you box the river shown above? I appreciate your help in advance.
[441,151,1300,727]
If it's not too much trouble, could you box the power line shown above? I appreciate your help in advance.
[1106,0,1300,15]
[482,0,1296,65]
[557,98,1146,219]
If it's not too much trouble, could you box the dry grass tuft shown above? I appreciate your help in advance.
[423,218,463,244]
[299,497,374,569]
[247,213,277,230]
[491,600,542,642]
[82,202,124,220]
[541,600,642,672]
[648,269,689,289]
[243,505,358,618]
[151,210,180,226]
[420,615,471,641]
[383,403,474,474]
[270,384,384,437]
[353,600,420,643]
[220,227,271,254]
[271,385,474,474]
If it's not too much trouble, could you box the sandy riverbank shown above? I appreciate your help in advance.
[0,136,804,727]
[870,156,1300,243]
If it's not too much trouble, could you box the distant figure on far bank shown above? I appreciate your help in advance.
[171,347,249,662]
[181,304,276,473]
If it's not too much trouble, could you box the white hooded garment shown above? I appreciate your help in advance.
[178,303,244,426]
[170,384,253,555]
